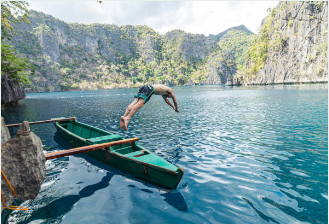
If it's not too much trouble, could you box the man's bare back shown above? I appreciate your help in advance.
[153,84,173,96]
[153,84,179,113]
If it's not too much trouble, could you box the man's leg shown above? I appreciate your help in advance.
[122,99,145,131]
[124,98,139,116]
[120,98,139,130]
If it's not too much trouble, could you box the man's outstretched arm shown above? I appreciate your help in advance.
[170,91,179,112]
[162,96,175,110]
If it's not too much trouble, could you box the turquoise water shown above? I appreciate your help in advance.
[1,84,328,224]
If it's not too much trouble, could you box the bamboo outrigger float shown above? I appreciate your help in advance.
[44,138,139,160]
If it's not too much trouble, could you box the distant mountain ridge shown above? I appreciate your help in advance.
[5,10,254,92]
[209,25,254,42]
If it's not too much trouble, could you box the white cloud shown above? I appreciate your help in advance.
[27,1,279,35]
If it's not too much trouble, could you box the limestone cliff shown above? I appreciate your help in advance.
[6,10,254,92]
[1,120,46,212]
[1,75,26,105]
[203,50,237,85]
[244,1,328,84]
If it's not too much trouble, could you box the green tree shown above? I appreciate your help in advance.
[1,1,32,84]
[1,1,29,40]
[1,44,32,84]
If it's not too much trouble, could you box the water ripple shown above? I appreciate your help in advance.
[2,84,327,224]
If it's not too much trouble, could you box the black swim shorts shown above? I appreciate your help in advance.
[134,85,155,103]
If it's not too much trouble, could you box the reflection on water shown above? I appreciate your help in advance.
[1,84,328,223]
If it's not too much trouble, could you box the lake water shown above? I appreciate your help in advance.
[1,84,328,224]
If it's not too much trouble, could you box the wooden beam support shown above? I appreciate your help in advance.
[45,138,139,160]
[6,117,77,128]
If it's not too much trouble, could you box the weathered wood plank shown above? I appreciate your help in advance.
[45,138,139,160]
[6,117,77,128]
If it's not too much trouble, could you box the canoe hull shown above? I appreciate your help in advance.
[53,119,183,189]
[87,149,183,189]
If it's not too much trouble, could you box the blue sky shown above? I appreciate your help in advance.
[27,1,279,35]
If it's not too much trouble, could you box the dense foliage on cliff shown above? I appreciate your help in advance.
[5,10,254,92]
[1,1,33,84]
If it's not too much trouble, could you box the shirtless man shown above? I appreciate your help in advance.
[120,84,179,131]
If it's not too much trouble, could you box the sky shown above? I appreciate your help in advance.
[27,1,279,35]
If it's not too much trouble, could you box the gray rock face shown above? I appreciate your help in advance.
[165,30,218,62]
[24,13,159,65]
[1,121,46,212]
[226,76,241,86]
[248,1,328,85]
[203,50,237,85]
[1,117,11,144]
[1,75,26,105]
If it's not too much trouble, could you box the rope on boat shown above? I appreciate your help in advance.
[1,170,28,211]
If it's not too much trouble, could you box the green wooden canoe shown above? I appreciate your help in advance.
[52,118,184,189]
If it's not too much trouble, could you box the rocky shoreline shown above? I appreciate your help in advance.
[246,80,328,86]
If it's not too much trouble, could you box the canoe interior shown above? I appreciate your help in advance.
[60,122,111,139]
[58,120,178,171]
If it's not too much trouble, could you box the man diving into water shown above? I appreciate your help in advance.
[120,84,179,131]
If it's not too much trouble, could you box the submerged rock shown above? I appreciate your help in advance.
[1,121,46,212]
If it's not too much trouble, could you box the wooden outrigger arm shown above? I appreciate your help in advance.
[6,117,77,128]
[45,138,139,160]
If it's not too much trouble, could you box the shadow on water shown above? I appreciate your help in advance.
[242,198,280,224]
[23,172,114,223]
[161,192,188,212]
[53,132,72,150]
[131,186,188,212]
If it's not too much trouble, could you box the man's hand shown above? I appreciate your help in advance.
[175,108,179,113]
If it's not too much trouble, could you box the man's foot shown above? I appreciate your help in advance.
[122,116,130,131]
[120,116,125,130]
